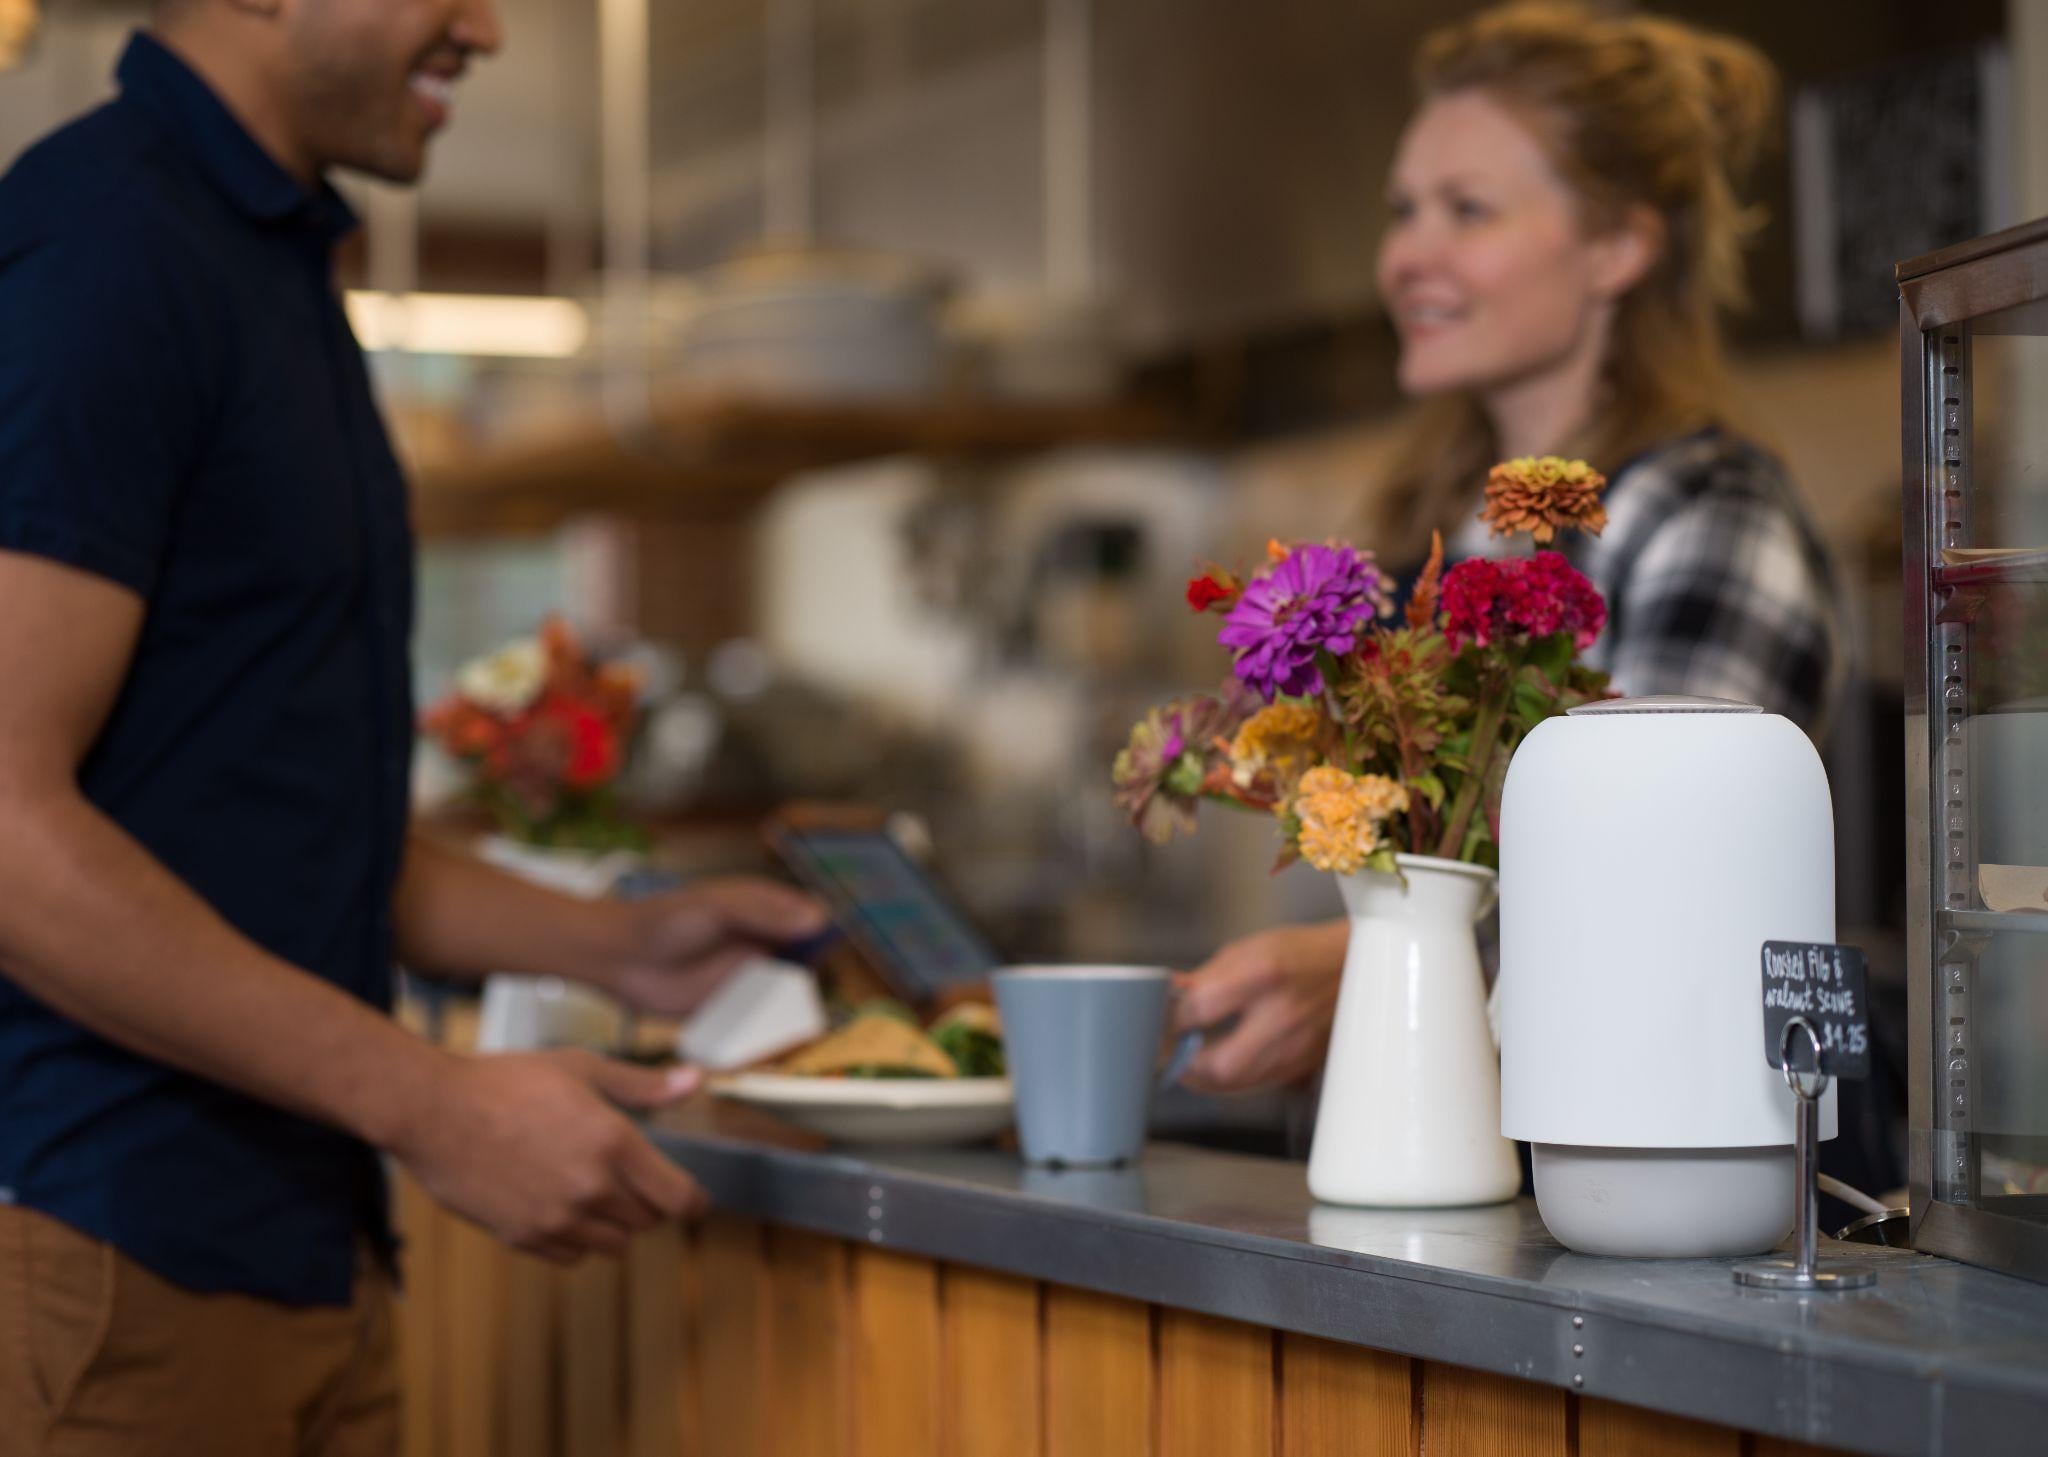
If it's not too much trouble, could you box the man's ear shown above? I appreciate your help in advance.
[1588,204,1665,301]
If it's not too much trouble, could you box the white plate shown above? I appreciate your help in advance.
[710,1073,1014,1147]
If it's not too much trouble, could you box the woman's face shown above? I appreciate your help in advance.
[1376,89,1632,401]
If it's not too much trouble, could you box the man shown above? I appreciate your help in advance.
[0,2,822,1451]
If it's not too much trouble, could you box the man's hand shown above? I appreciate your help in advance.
[391,1049,709,1262]
[394,839,827,1018]
[603,877,826,1017]
[1172,920,1349,1093]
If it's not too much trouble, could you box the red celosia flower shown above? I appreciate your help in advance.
[1442,552,1606,653]
[1186,574,1235,613]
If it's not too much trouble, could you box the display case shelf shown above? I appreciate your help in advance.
[1943,909,2048,937]
[1936,548,2048,588]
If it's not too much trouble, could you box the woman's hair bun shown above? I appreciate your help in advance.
[1638,14,1778,184]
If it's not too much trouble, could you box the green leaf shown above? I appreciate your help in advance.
[1410,772,1447,810]
[1510,676,1555,730]
[1527,632,1573,682]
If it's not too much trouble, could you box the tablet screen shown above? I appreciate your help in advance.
[778,828,1002,998]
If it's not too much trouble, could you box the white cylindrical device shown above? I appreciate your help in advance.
[1498,696,1836,1257]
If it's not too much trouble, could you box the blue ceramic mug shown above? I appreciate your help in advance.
[992,966,1173,1167]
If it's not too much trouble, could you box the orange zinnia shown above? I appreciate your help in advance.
[1479,456,1608,543]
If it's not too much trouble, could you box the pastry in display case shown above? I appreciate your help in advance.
[1901,218,2048,1279]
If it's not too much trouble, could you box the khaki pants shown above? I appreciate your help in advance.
[0,1206,398,1457]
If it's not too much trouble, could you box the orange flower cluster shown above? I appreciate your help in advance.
[1292,767,1410,876]
[1480,456,1608,544]
[421,618,642,826]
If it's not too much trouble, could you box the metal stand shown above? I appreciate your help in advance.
[1734,1017,1876,1292]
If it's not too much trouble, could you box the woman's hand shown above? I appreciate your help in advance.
[1172,919,1349,1093]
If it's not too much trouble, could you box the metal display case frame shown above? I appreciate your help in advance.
[1900,216,2048,1283]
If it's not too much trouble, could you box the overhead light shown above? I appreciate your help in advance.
[0,0,38,71]
[344,291,590,359]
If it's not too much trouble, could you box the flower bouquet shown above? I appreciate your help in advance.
[1113,457,1615,875]
[421,616,648,852]
[1118,457,1617,1207]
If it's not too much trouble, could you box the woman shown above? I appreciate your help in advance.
[1176,2,1840,1095]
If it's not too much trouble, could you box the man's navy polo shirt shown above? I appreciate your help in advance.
[0,33,415,1306]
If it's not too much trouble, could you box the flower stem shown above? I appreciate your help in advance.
[1434,660,1513,859]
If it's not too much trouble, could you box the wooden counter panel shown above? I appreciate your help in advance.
[563,1254,626,1457]
[694,1217,768,1457]
[1421,1362,1569,1457]
[1045,1286,1155,1457]
[940,1266,1042,1457]
[761,1229,850,1457]
[1279,1334,1415,1457]
[1159,1309,1275,1457]
[850,1248,940,1457]
[445,1211,510,1457]
[626,1225,689,1457]
[502,1252,560,1457]
[391,1181,1889,1457]
[1579,1397,1738,1457]
[395,1172,446,1457]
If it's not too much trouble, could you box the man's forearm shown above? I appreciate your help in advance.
[0,783,447,1150]
[392,831,637,988]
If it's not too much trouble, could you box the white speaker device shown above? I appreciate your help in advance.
[1498,696,1836,1257]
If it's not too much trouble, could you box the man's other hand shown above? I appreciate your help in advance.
[392,1049,709,1262]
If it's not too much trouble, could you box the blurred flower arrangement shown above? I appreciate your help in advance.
[1113,457,1615,876]
[421,617,648,851]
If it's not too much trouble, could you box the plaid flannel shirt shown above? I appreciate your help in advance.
[1454,429,1843,737]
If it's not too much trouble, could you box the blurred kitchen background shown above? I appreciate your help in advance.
[3,0,2042,1039]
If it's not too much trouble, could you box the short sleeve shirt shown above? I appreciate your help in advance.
[0,32,415,1306]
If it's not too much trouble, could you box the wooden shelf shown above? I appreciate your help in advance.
[409,390,1186,537]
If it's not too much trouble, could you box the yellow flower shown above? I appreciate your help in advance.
[1292,767,1410,875]
[1480,456,1608,543]
[1229,702,1323,791]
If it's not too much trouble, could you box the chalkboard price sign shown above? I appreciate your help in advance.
[1759,942,1871,1080]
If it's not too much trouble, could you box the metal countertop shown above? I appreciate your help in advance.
[649,1108,2048,1457]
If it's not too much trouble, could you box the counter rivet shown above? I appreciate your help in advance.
[866,1229,883,1244]
[1571,1316,1584,1330]
[1572,1375,1584,1389]
[867,1186,884,1202]
[867,1205,884,1221]
[1572,1344,1584,1358]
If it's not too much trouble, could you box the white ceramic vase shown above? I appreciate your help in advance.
[1307,854,1521,1208]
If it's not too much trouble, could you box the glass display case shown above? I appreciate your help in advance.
[1901,218,2048,1283]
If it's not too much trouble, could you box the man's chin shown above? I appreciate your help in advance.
[332,140,430,187]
